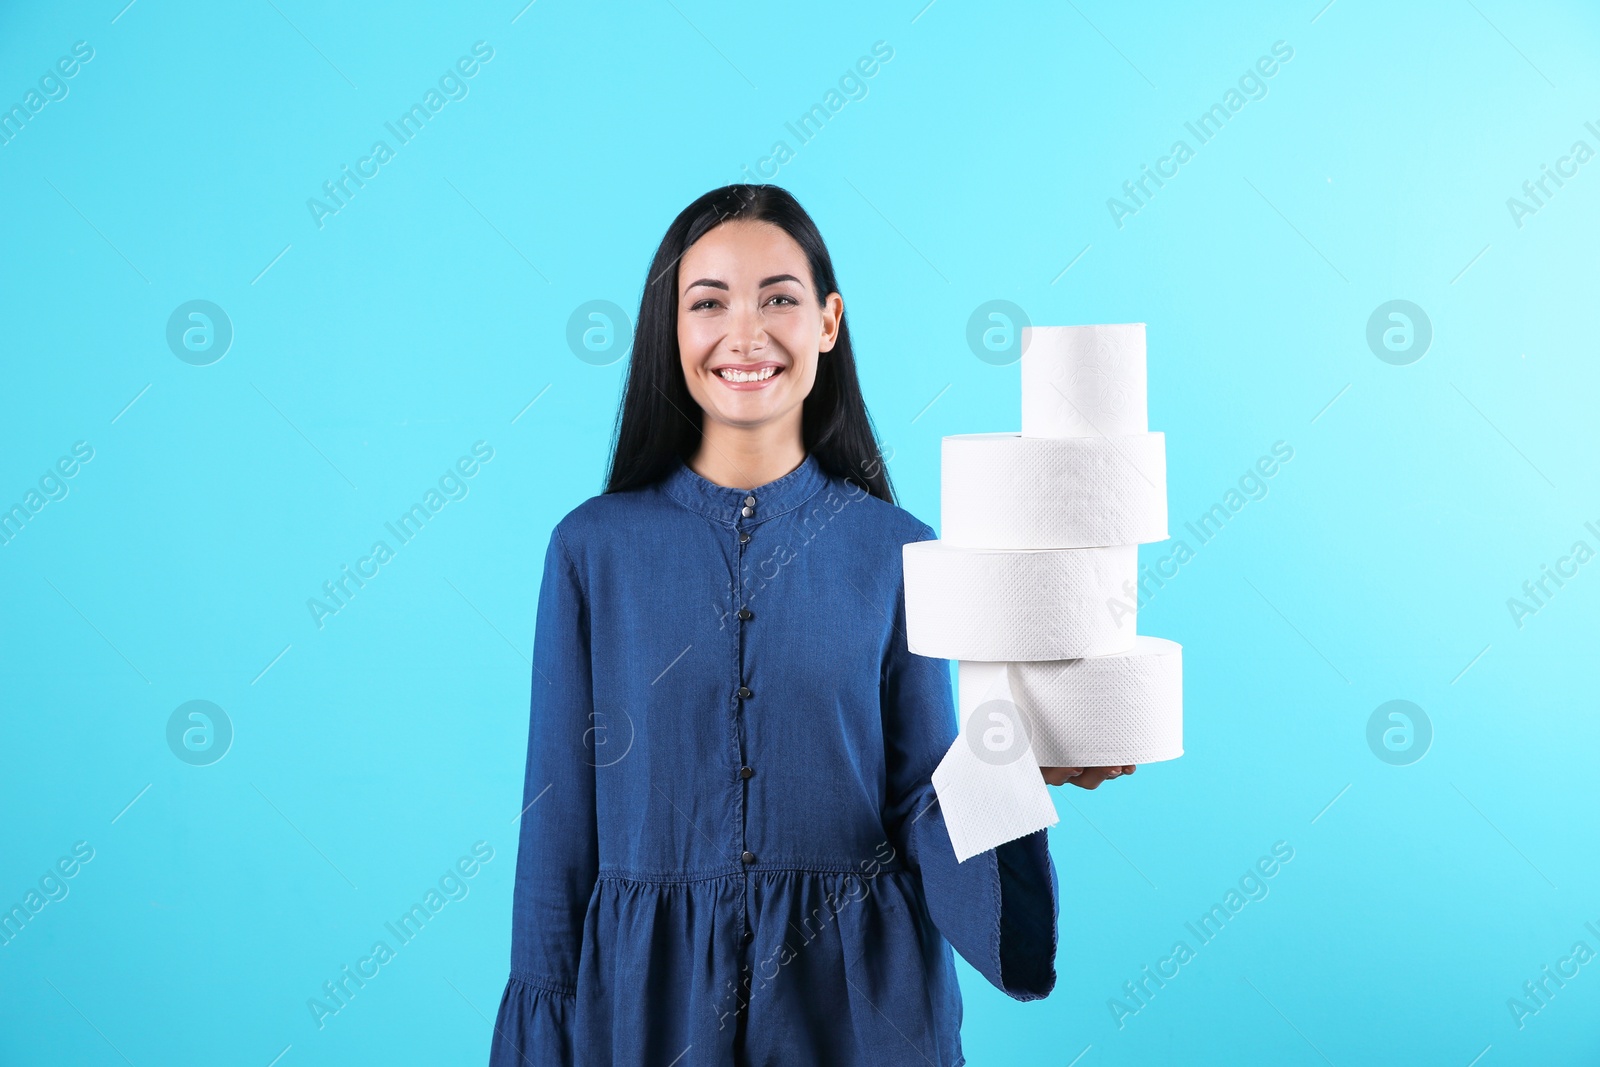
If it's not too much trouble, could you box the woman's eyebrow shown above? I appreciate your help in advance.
[683,274,804,292]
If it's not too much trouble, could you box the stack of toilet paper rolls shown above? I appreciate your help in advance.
[904,323,1184,862]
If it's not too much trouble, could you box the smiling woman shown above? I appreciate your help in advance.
[490,185,1072,1067]
[674,217,844,489]
[605,184,884,500]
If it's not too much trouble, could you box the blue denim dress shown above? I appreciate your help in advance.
[488,452,1058,1066]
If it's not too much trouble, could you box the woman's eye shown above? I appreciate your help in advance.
[689,295,796,310]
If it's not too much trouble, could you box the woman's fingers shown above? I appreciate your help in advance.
[1040,765,1139,789]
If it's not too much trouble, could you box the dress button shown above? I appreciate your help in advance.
[737,686,752,699]
[739,532,750,544]
[741,850,757,864]
[742,928,754,944]
[737,608,753,621]
[744,494,756,507]
[741,505,755,518]
[739,766,754,779]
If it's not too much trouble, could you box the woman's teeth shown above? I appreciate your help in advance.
[718,367,778,383]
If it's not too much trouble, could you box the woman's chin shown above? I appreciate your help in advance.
[705,389,788,424]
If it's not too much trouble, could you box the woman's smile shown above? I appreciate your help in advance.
[712,361,786,389]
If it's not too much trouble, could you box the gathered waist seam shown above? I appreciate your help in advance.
[597,862,909,885]
[506,971,576,997]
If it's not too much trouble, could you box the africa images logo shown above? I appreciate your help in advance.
[305,42,495,229]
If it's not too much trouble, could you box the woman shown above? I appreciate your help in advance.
[489,184,1134,1066]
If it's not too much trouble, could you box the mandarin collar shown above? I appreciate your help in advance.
[662,452,830,525]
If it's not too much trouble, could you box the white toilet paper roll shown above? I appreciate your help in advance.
[931,639,1184,862]
[1022,323,1147,439]
[1009,636,1184,766]
[941,431,1169,549]
[903,541,1137,661]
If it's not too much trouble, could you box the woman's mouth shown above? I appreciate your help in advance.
[714,364,784,390]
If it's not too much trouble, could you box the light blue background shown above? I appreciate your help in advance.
[3,1,1597,1064]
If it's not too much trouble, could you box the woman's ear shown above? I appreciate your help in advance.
[819,291,843,353]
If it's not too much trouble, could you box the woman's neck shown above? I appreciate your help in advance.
[688,423,806,491]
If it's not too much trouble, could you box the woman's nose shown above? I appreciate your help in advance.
[726,301,768,353]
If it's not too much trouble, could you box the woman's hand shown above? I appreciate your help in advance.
[1040,765,1136,789]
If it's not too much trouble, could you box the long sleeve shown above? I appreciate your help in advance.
[880,523,1059,1002]
[489,525,600,1065]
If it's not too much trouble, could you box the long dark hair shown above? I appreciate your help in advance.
[603,184,895,503]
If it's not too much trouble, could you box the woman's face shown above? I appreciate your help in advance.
[677,219,842,435]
